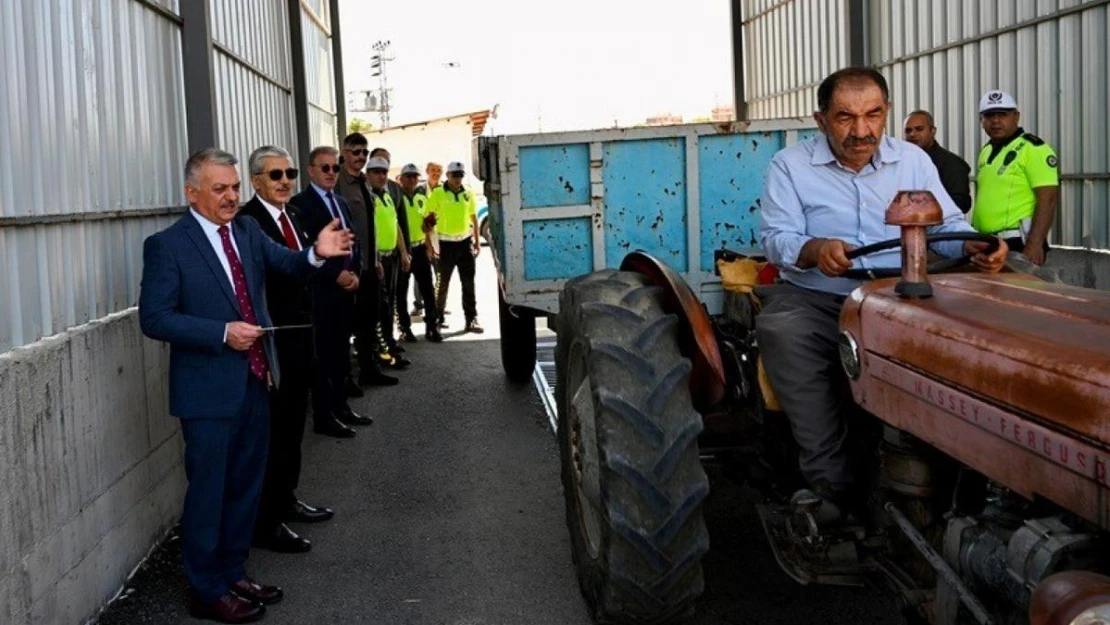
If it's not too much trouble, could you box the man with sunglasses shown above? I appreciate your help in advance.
[294,146,373,439]
[336,134,399,388]
[238,146,333,556]
[427,161,483,334]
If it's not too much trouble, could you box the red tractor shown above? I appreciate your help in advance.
[553,193,1110,624]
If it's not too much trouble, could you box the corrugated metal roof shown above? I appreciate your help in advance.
[367,110,493,138]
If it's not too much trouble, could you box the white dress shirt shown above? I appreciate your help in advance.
[189,209,322,343]
[190,208,242,290]
[258,198,302,251]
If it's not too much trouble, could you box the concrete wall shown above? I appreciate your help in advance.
[0,310,184,625]
[1040,246,1110,290]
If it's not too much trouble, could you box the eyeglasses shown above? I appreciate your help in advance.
[347,148,370,156]
[318,164,341,174]
[266,168,299,181]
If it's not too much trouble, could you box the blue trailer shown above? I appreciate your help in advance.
[475,119,817,380]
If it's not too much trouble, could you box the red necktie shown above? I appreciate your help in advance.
[278,210,301,250]
[217,225,270,382]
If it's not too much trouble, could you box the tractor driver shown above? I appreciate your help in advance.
[757,67,1009,521]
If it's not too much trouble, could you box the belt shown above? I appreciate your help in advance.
[438,233,472,242]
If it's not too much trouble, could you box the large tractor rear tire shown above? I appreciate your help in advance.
[555,269,710,624]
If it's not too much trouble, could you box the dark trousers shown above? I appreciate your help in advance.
[312,293,354,421]
[378,252,399,349]
[754,283,852,491]
[254,332,311,535]
[353,271,383,377]
[398,244,439,332]
[436,238,477,321]
[180,376,269,603]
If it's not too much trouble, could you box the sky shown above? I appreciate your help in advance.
[337,0,736,135]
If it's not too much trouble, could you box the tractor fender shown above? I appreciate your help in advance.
[620,251,727,412]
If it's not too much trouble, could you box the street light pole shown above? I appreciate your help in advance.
[371,40,393,128]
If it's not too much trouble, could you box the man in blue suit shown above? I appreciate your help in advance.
[139,148,353,623]
[294,146,374,437]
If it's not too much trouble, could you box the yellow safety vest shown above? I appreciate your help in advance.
[374,191,399,252]
[403,193,430,246]
[973,132,1059,234]
[427,185,476,241]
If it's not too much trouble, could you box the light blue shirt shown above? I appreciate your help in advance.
[311,182,348,229]
[759,134,975,295]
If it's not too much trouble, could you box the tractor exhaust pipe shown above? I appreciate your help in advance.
[885,191,943,299]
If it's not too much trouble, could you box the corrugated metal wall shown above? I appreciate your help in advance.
[740,0,1110,248]
[0,0,343,353]
[742,0,851,119]
[0,0,185,353]
[211,0,296,187]
[871,0,1110,248]
[302,2,338,147]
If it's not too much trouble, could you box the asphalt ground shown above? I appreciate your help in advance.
[96,250,900,625]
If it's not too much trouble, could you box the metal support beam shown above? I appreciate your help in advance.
[330,0,347,141]
[180,0,218,154]
[848,0,867,67]
[287,0,311,169]
[730,0,748,121]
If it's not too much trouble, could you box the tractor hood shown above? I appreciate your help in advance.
[840,273,1110,526]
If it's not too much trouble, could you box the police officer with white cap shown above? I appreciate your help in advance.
[973,89,1060,265]
[426,161,483,333]
[397,163,443,342]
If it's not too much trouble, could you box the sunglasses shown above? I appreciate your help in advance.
[265,168,298,181]
[346,148,370,156]
[448,172,464,178]
[318,164,341,174]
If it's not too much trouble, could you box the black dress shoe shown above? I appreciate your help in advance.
[313,417,356,438]
[388,355,412,369]
[345,376,364,398]
[230,578,283,605]
[400,330,419,343]
[253,523,311,553]
[426,328,444,343]
[190,592,265,623]
[465,319,485,334]
[391,343,406,354]
[337,408,373,426]
[359,371,399,386]
[283,499,334,523]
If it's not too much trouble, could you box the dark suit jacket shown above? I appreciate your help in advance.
[237,197,313,326]
[925,142,973,213]
[138,211,315,418]
[293,185,362,307]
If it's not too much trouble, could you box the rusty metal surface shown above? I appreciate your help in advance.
[884,190,943,226]
[1029,571,1110,625]
[850,354,1110,528]
[620,251,726,412]
[852,273,1110,446]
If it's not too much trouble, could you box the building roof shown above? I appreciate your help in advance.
[367,109,492,138]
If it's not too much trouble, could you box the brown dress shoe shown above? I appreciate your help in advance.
[189,592,265,623]
[231,577,284,605]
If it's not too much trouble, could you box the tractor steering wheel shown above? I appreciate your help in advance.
[841,233,1001,280]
